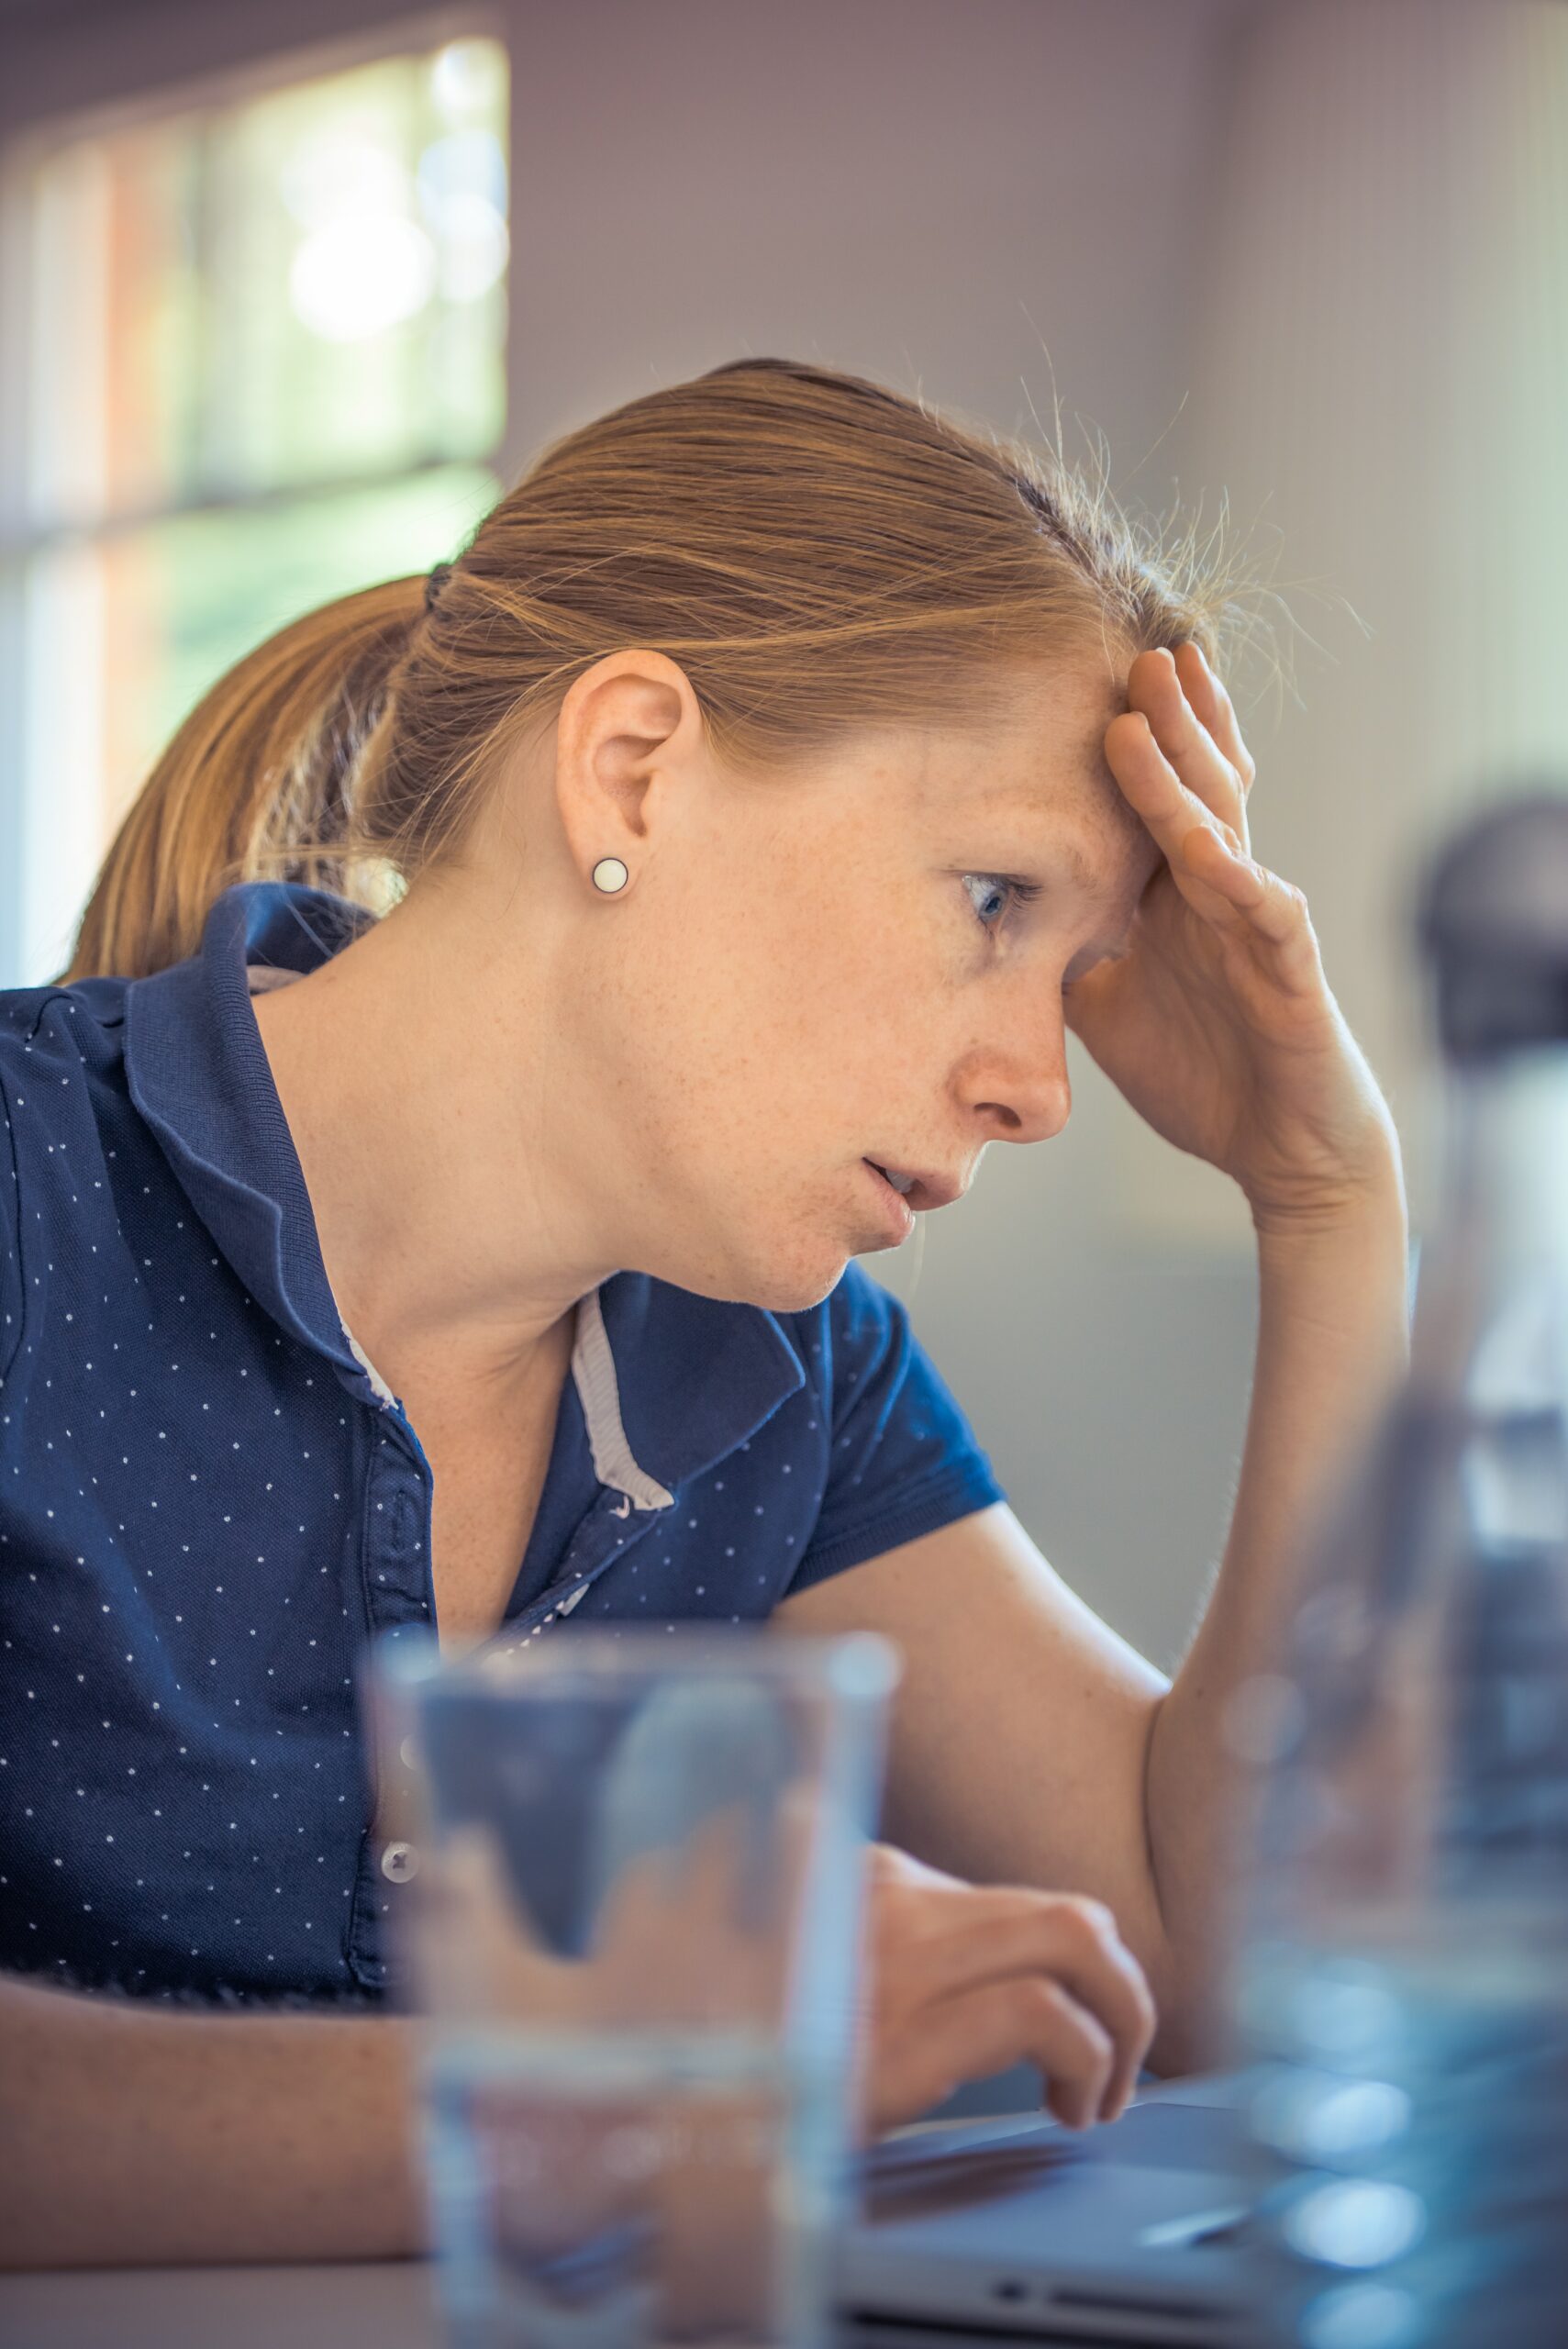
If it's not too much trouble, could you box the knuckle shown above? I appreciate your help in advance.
[1061,1894,1119,1948]
[1010,1975,1071,2032]
[1013,1975,1111,2066]
[1123,1961,1158,2032]
[1075,2008,1117,2071]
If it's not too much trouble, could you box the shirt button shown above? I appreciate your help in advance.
[380,1841,419,1884]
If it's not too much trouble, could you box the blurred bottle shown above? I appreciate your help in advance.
[1230,798,1568,2349]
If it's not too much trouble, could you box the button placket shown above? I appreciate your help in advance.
[501,1486,667,1646]
[361,1430,434,1631]
[347,1429,435,1989]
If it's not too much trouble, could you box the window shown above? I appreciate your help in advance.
[0,30,510,986]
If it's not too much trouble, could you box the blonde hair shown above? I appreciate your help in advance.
[63,356,1270,981]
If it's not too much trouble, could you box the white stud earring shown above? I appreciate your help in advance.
[592,857,629,894]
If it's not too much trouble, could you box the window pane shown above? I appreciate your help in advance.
[26,36,508,531]
[13,463,499,985]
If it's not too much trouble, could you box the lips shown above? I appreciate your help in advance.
[863,1161,966,1213]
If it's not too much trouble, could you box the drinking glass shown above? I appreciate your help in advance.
[367,1627,899,2349]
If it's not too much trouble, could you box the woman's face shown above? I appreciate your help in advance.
[528,650,1162,1312]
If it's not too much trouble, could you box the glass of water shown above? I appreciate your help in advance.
[368,1627,899,2349]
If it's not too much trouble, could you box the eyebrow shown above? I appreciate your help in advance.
[984,755,1142,893]
[979,813,1101,896]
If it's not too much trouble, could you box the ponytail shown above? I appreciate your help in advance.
[61,576,426,982]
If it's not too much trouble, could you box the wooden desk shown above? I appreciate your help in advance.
[0,2257,442,2349]
[0,2262,1187,2349]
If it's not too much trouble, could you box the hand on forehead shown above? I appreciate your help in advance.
[973,652,1166,909]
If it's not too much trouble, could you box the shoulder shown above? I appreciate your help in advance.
[776,1261,1007,1593]
[0,974,129,1096]
[0,975,134,1299]
[0,975,132,1171]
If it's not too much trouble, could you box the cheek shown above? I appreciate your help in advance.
[611,856,948,1164]
[660,860,869,1033]
[602,891,836,1151]
[751,893,930,1075]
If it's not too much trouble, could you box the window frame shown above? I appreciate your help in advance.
[0,3,511,987]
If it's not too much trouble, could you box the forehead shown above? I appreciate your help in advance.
[950,659,1159,897]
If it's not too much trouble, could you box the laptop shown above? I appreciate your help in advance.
[838,2073,1265,2346]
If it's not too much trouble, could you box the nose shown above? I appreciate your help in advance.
[960,1000,1073,1147]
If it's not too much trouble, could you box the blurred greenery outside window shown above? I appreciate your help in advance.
[2,32,509,985]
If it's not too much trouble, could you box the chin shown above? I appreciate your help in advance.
[662,1217,851,1316]
[749,1258,851,1314]
[725,1250,851,1317]
[747,1197,864,1312]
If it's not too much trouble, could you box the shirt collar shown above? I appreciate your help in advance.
[122,879,805,1507]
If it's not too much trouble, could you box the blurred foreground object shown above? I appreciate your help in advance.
[1231,795,1568,2348]
[370,1629,897,2349]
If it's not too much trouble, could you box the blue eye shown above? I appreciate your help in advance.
[962,873,1042,931]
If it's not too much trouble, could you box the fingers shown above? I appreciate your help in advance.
[1124,645,1251,838]
[867,1875,1157,2132]
[975,1898,1155,2121]
[1178,826,1325,996]
[870,1971,1117,2137]
[1105,696,1321,986]
[899,1889,1155,2121]
[1174,640,1256,799]
[1105,707,1247,919]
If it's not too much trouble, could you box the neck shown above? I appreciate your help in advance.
[249,874,617,1397]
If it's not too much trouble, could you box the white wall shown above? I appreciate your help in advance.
[1120,0,1568,1247]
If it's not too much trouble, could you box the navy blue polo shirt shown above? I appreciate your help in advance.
[0,881,1006,2006]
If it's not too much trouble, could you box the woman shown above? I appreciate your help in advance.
[0,357,1407,2268]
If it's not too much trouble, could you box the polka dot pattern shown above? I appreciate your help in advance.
[0,882,1006,2009]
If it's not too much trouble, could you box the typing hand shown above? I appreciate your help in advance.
[858,1842,1157,2141]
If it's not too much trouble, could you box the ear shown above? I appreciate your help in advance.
[552,650,706,887]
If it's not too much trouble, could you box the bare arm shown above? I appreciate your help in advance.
[0,1896,1158,2268]
[774,1171,1408,2072]
[0,1972,427,2270]
[1141,1184,1408,2053]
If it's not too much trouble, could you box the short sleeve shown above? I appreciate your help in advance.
[788,1260,1007,1593]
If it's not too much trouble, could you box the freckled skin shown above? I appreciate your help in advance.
[251,649,1159,1388]
[524,653,1155,1309]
